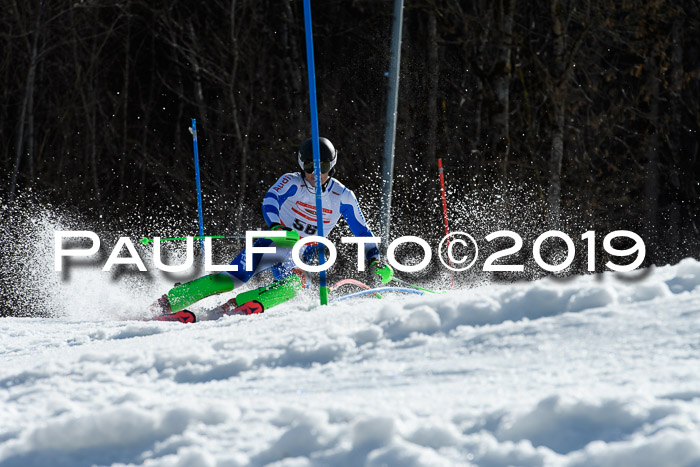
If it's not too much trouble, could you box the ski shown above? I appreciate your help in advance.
[330,286,425,303]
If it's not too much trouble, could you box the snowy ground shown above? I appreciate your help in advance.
[1,258,700,466]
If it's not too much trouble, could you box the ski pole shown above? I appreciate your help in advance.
[190,119,206,261]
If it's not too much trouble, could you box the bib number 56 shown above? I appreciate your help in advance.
[292,218,318,235]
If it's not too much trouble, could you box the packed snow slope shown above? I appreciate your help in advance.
[1,259,700,467]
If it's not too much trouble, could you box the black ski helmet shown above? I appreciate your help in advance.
[298,137,337,176]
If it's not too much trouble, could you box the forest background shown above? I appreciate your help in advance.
[1,0,698,284]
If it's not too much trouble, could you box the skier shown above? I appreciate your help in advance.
[151,137,394,323]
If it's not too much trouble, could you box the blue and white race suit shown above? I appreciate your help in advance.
[225,172,380,287]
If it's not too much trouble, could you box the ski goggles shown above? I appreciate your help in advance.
[301,160,335,174]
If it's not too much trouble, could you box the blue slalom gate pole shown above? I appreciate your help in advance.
[190,119,206,261]
[303,0,328,305]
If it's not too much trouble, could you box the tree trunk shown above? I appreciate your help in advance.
[425,8,440,169]
[119,6,130,203]
[644,49,660,261]
[229,0,250,239]
[174,68,184,164]
[547,0,566,229]
[9,0,43,203]
[282,0,304,141]
[548,95,565,229]
[187,20,208,130]
[492,0,515,175]
[71,7,101,207]
[667,15,683,256]
[89,86,101,206]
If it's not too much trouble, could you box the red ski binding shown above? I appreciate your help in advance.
[152,310,196,323]
[229,300,264,315]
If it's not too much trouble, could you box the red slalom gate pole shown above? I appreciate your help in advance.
[438,158,454,288]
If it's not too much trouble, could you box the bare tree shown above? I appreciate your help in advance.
[425,4,440,168]
[8,0,43,203]
[545,0,587,228]
[492,0,516,174]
